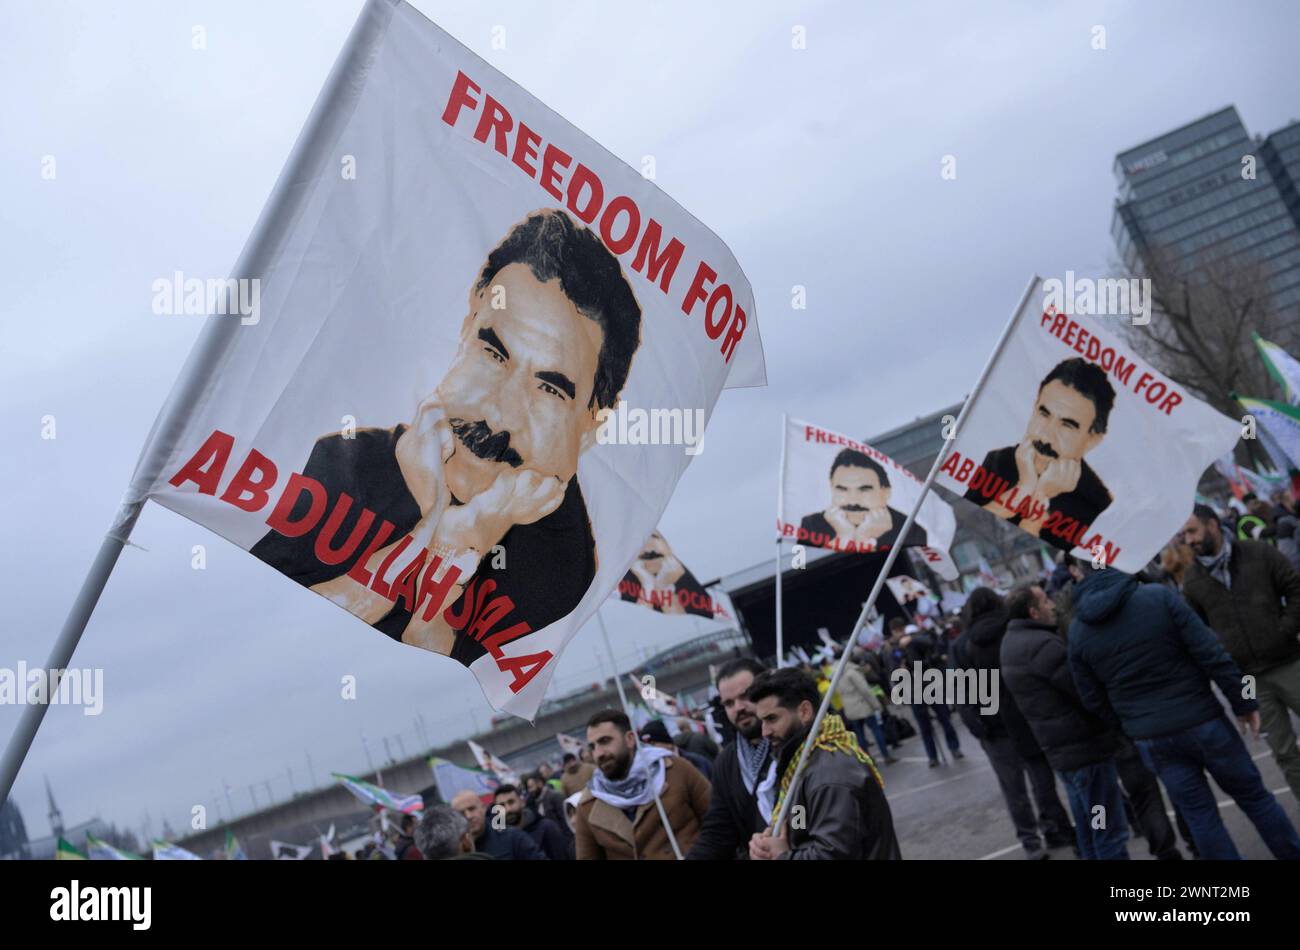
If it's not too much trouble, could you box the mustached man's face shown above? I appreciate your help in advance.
[587,722,635,780]
[638,532,671,578]
[1024,380,1105,474]
[830,465,890,526]
[755,696,812,752]
[436,263,604,503]
[718,671,761,741]
[1182,514,1221,557]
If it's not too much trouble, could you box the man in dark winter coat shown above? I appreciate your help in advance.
[747,668,901,861]
[1068,567,1300,861]
[493,785,572,860]
[952,587,1074,858]
[999,583,1129,860]
[686,658,773,859]
[1182,505,1300,805]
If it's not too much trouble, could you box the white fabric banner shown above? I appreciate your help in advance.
[611,530,727,619]
[126,0,763,718]
[778,417,957,562]
[937,278,1239,571]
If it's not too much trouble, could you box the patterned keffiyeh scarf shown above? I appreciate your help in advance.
[735,736,771,796]
[773,714,883,823]
[588,745,673,810]
[1197,535,1233,590]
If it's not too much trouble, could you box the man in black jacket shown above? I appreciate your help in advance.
[999,583,1129,860]
[1182,505,1300,805]
[492,785,572,860]
[747,668,900,860]
[686,658,772,859]
[953,587,1074,858]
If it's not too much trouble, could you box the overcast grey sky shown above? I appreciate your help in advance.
[1,0,1294,841]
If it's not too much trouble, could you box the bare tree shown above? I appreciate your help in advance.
[1118,244,1300,470]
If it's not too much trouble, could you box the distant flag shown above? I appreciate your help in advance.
[319,824,336,859]
[1214,453,1289,500]
[152,839,202,860]
[976,557,1003,593]
[55,837,86,860]
[555,733,586,758]
[270,840,312,860]
[1253,332,1300,405]
[615,531,730,619]
[467,741,519,785]
[429,757,499,802]
[1236,396,1300,474]
[225,830,248,861]
[333,772,424,814]
[1039,547,1056,574]
[86,835,143,860]
[631,674,680,717]
[779,417,958,578]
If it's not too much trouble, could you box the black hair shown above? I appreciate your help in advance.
[745,668,819,712]
[587,708,632,733]
[1192,503,1220,525]
[1006,583,1044,621]
[1039,358,1116,434]
[829,448,889,487]
[475,209,641,411]
[961,586,1004,626]
[716,657,767,685]
[492,784,518,798]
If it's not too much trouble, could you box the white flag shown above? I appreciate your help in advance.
[468,740,519,785]
[779,417,957,576]
[152,839,202,861]
[937,277,1239,572]
[555,732,586,758]
[123,0,764,719]
[270,840,312,860]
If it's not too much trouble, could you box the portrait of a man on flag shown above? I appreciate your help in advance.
[250,208,642,661]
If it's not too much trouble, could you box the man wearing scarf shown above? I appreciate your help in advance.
[573,709,711,860]
[687,658,777,859]
[747,668,901,860]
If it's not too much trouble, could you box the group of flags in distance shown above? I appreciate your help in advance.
[56,835,209,861]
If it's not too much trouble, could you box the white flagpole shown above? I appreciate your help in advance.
[775,412,788,666]
[594,605,684,860]
[0,0,399,809]
[769,275,1038,837]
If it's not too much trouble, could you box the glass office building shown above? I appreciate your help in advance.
[1112,106,1300,315]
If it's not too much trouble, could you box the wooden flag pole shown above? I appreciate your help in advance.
[769,275,1038,838]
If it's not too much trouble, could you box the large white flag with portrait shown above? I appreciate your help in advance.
[936,277,1238,571]
[120,0,764,718]
[778,417,957,577]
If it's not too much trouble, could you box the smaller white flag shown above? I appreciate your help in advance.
[468,740,520,785]
[270,840,312,860]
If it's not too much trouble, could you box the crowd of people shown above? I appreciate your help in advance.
[374,491,1300,861]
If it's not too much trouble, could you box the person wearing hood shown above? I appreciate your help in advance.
[573,709,710,860]
[952,587,1074,859]
[1181,504,1300,807]
[999,583,1130,859]
[1068,565,1300,861]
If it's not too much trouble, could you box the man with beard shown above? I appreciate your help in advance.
[573,709,711,860]
[449,789,547,861]
[964,358,1115,552]
[620,531,713,617]
[250,209,642,664]
[686,658,776,860]
[800,449,926,551]
[1181,504,1300,806]
[747,668,901,860]
[524,772,570,836]
[491,784,572,860]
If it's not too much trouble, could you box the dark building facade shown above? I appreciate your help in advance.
[1112,106,1300,315]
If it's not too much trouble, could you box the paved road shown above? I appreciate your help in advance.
[873,712,1300,860]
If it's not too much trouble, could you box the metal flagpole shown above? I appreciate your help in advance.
[775,412,788,666]
[594,605,685,860]
[769,275,1038,837]
[0,0,399,810]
